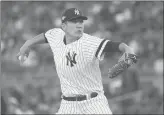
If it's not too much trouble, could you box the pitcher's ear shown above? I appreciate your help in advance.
[61,22,67,30]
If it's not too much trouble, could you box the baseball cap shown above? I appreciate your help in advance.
[61,8,88,23]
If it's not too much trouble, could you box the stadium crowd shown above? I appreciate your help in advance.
[1,1,163,114]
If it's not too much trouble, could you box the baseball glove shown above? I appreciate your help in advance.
[108,53,138,78]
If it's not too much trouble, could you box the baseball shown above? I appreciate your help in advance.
[18,55,27,61]
[18,56,21,60]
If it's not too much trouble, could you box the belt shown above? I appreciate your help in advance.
[62,92,98,101]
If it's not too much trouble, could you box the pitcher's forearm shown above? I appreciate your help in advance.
[23,33,47,49]
[119,43,134,53]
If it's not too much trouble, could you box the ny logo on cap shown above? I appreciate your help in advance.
[74,9,80,15]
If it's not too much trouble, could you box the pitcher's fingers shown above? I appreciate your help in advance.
[16,52,21,60]
[20,56,25,63]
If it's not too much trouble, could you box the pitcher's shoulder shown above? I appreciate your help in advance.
[82,33,100,41]
[45,28,65,35]
[83,33,96,39]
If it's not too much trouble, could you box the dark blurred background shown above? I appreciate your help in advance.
[1,1,163,114]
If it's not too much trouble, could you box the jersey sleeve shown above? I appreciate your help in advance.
[45,28,58,44]
[82,34,109,61]
[44,28,64,49]
[103,41,121,53]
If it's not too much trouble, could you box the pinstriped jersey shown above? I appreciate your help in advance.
[45,28,109,96]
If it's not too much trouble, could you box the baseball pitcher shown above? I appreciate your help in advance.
[17,8,138,114]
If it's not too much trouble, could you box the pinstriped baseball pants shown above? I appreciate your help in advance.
[56,92,112,114]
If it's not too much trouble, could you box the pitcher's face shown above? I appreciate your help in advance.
[62,18,84,38]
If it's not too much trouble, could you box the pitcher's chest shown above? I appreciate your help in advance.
[54,43,85,68]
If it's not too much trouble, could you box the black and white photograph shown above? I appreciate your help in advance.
[1,1,163,114]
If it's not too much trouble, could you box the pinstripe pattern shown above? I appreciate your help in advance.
[45,28,112,114]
